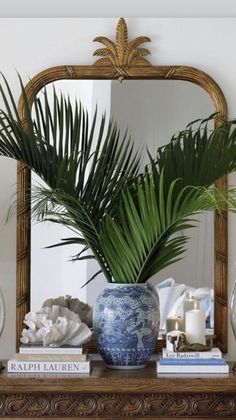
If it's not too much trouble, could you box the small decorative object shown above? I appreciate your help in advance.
[42,295,93,327]
[166,322,185,352]
[166,316,184,333]
[185,301,206,345]
[93,283,159,369]
[20,305,92,347]
[176,333,214,352]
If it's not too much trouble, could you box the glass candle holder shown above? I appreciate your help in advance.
[0,288,5,370]
[230,281,236,340]
[0,288,5,337]
[229,282,236,372]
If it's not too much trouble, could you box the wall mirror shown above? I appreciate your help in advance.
[16,18,228,351]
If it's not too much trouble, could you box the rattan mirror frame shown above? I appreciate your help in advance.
[16,18,228,352]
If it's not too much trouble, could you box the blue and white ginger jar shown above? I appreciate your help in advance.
[93,283,160,369]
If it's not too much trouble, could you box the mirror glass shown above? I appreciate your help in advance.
[30,79,215,336]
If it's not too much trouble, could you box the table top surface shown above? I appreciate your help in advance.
[0,360,236,394]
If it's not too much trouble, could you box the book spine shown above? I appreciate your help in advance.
[8,360,90,374]
[159,357,226,365]
[162,349,221,359]
[15,353,87,362]
[19,347,83,355]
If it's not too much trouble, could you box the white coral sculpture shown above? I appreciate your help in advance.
[20,305,92,347]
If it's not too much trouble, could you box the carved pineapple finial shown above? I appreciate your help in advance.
[93,17,151,68]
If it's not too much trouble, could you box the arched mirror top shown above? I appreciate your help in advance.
[19,18,227,122]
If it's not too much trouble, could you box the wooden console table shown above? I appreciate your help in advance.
[0,361,236,419]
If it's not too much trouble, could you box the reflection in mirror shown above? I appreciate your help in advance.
[31,80,214,336]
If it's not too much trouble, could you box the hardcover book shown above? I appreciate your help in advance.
[7,359,91,374]
[159,357,226,365]
[162,347,222,359]
[156,361,229,374]
[15,353,87,362]
[19,345,83,355]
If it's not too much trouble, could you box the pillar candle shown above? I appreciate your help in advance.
[183,292,199,314]
[185,303,206,345]
[183,292,199,329]
[166,316,184,333]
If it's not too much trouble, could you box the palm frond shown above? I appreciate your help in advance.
[153,116,236,201]
[45,238,88,249]
[99,169,236,284]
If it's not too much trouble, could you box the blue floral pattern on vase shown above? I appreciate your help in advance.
[93,284,160,369]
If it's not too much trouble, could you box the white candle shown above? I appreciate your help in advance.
[183,292,199,329]
[166,316,184,333]
[185,301,206,345]
[183,292,198,312]
[166,321,184,351]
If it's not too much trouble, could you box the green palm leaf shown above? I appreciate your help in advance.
[153,116,236,199]
[99,169,236,284]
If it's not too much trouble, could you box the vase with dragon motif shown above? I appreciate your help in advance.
[93,283,160,369]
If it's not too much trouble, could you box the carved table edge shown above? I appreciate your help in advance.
[0,391,236,418]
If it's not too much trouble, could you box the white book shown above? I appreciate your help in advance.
[156,361,229,374]
[19,345,83,355]
[15,353,87,362]
[162,347,222,359]
[7,359,91,374]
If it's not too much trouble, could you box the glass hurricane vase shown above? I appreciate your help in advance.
[230,281,236,372]
[230,281,236,340]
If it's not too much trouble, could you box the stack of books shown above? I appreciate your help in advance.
[7,345,91,374]
[156,347,229,374]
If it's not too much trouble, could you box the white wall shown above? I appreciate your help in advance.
[0,18,236,359]
[1,0,236,17]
